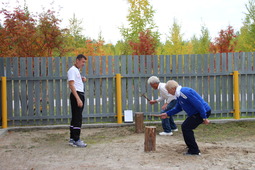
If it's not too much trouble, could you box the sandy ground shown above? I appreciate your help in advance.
[0,124,255,170]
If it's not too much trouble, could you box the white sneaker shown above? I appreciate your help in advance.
[172,129,178,132]
[159,132,173,136]
[73,139,87,147]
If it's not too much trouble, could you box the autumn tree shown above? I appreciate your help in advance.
[209,26,237,53]
[129,29,157,55]
[37,9,67,57]
[119,0,160,55]
[0,6,67,57]
[0,7,37,57]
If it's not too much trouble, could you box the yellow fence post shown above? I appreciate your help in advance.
[116,74,123,124]
[1,77,7,128]
[232,71,240,120]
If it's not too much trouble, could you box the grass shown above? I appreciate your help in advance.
[194,121,255,142]
[5,121,255,145]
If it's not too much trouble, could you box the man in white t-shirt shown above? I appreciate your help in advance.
[148,76,178,136]
[67,54,87,147]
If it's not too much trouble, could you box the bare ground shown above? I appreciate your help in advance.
[0,122,255,170]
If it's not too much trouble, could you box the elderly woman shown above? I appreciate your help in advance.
[148,76,178,136]
[160,80,211,155]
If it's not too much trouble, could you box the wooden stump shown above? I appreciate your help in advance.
[135,112,144,133]
[144,126,156,152]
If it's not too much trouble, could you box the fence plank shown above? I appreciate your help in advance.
[203,54,208,102]
[152,55,158,112]
[228,53,233,113]
[134,55,140,112]
[215,53,221,115]
[88,56,95,117]
[146,55,152,113]
[61,57,68,124]
[47,57,54,124]
[140,55,147,114]
[107,56,114,115]
[197,54,202,96]
[183,55,190,87]
[240,53,246,114]
[13,57,20,125]
[121,55,127,111]
[127,55,133,110]
[6,58,13,123]
[54,57,61,123]
[101,56,108,121]
[209,54,215,113]
[27,58,34,124]
[95,56,101,122]
[221,54,227,116]
[247,53,253,116]
[33,58,41,125]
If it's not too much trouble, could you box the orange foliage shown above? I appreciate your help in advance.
[0,7,67,57]
[129,30,157,55]
[209,26,237,53]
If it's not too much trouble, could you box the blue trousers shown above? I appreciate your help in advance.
[161,100,177,133]
[181,111,211,154]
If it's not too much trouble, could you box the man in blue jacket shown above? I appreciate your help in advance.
[160,80,211,155]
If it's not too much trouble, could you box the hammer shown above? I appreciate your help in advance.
[141,93,151,101]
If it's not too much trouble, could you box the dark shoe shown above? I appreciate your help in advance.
[184,152,201,156]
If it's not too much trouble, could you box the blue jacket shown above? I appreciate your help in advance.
[166,87,211,119]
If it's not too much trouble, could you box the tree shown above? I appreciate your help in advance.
[191,26,211,54]
[63,14,87,56]
[236,0,255,52]
[0,6,67,57]
[163,19,185,55]
[209,26,237,53]
[0,7,37,57]
[129,29,157,55]
[119,0,160,55]
[37,9,67,57]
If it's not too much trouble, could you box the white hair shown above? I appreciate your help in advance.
[147,76,160,85]
[165,80,179,91]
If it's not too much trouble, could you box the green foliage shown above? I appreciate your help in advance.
[236,0,255,52]
[163,19,185,55]
[119,0,160,55]
[191,26,211,54]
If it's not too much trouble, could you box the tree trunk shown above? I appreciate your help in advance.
[144,126,156,152]
[135,112,144,133]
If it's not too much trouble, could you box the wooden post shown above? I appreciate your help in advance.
[135,112,144,133]
[144,126,156,152]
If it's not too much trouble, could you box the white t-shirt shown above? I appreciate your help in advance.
[67,66,84,92]
[156,83,176,104]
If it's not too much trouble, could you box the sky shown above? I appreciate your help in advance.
[0,0,250,45]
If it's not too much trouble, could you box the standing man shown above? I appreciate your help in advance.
[160,80,211,155]
[67,54,87,147]
[147,76,178,136]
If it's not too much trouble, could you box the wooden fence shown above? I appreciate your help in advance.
[0,52,255,126]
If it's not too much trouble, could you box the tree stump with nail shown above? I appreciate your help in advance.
[135,112,144,133]
[144,126,156,152]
